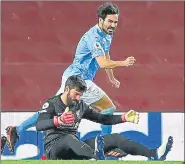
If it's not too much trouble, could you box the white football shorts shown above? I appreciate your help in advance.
[55,76,105,105]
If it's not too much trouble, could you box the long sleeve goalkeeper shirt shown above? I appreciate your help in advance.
[36,93,123,154]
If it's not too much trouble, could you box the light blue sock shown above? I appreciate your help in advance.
[100,107,116,136]
[16,112,39,134]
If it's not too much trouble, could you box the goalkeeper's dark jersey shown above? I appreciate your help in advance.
[36,93,123,154]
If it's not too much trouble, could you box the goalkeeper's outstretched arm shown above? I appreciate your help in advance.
[82,105,139,125]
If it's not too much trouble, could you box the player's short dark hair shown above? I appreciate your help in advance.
[65,75,87,92]
[97,3,119,20]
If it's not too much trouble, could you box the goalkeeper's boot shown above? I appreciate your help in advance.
[6,126,19,153]
[105,148,128,160]
[94,134,105,160]
[1,136,7,154]
[155,136,173,160]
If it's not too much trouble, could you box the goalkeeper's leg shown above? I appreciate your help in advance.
[84,133,173,160]
[47,134,104,160]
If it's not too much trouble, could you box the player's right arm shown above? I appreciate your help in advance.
[36,102,56,131]
[88,35,136,69]
[36,103,75,131]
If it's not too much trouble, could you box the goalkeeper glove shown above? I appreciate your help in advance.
[122,110,139,124]
[53,107,75,127]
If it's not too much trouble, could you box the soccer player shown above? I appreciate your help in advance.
[6,3,136,152]
[36,75,173,160]
[56,3,136,136]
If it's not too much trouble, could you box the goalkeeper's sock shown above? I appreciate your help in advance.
[17,112,39,134]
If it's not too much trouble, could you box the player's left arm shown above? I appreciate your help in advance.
[104,53,114,79]
[104,35,120,88]
[104,52,120,88]
[82,105,139,125]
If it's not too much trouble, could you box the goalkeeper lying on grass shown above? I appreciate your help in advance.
[35,75,173,160]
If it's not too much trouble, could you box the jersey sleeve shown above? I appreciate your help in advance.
[36,101,56,131]
[87,32,113,58]
[87,35,106,58]
[82,103,123,125]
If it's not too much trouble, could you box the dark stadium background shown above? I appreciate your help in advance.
[2,1,184,112]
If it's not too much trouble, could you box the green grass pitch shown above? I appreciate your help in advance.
[1,160,183,164]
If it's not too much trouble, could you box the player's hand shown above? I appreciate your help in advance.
[122,56,136,67]
[58,111,75,124]
[110,78,120,88]
[122,110,139,124]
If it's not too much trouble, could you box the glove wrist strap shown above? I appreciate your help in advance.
[53,116,60,127]
[122,114,127,122]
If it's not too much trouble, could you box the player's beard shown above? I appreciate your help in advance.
[67,92,79,109]
[102,22,115,35]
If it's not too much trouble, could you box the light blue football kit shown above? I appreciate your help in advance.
[63,24,113,80]
[17,24,115,136]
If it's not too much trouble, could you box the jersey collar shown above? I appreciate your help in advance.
[95,24,110,37]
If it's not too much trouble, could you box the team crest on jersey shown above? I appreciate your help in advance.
[42,102,49,109]
[94,42,101,48]
[39,110,47,113]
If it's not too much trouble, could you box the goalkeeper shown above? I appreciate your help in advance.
[36,75,173,160]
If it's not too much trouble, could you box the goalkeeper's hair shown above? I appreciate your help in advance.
[97,3,119,21]
[65,75,87,92]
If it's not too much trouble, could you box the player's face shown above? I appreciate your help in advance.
[100,14,119,35]
[67,88,83,107]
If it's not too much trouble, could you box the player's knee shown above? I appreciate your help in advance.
[101,106,116,115]
[111,133,120,137]
[110,133,122,141]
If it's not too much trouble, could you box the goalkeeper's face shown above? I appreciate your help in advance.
[67,88,83,107]
[100,14,119,35]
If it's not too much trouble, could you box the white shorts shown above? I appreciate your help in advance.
[55,76,106,105]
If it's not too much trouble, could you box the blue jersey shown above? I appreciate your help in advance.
[63,24,113,80]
